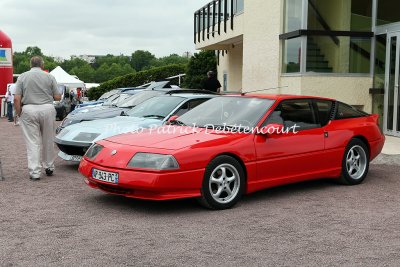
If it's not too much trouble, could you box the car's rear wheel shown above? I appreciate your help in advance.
[198,155,245,210]
[339,138,369,185]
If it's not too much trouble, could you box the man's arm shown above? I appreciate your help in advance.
[50,76,61,101]
[14,95,22,116]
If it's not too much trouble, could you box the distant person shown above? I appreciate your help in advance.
[5,85,13,122]
[14,56,61,181]
[203,71,221,93]
[9,83,19,126]
[70,91,78,111]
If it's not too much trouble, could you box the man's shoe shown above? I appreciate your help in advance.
[30,177,40,181]
[45,168,53,176]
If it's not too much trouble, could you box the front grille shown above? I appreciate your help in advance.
[56,143,89,156]
[97,183,132,195]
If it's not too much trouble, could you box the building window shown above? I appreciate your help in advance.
[284,0,303,33]
[306,36,371,73]
[377,0,400,26]
[282,38,302,73]
[234,0,244,14]
[308,0,372,31]
[281,0,373,74]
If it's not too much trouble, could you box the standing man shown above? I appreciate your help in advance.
[203,71,221,93]
[5,84,13,122]
[14,56,61,181]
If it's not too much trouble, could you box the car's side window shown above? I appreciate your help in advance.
[173,99,208,117]
[315,100,333,126]
[263,99,320,131]
[335,102,368,120]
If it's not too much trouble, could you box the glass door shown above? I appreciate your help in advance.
[384,33,400,136]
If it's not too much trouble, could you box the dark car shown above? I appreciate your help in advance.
[56,88,216,133]
[54,85,72,120]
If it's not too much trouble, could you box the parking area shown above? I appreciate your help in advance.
[1,118,400,266]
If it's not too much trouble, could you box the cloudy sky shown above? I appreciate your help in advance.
[0,0,209,59]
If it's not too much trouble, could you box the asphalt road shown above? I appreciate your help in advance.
[1,118,400,266]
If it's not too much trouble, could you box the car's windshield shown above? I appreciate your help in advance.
[113,93,134,106]
[118,90,165,108]
[177,96,275,128]
[144,81,171,89]
[102,94,120,106]
[126,96,184,119]
[98,89,119,101]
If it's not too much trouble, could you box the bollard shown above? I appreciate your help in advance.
[0,159,4,181]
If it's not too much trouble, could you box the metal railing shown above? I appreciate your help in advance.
[194,0,244,43]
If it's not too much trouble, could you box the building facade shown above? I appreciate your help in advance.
[194,0,400,137]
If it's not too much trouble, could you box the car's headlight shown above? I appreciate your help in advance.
[85,143,104,159]
[73,132,101,142]
[127,153,179,170]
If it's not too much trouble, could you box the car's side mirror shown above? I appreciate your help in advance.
[167,115,179,124]
[257,123,284,136]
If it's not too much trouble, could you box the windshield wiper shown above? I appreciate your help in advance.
[143,115,165,119]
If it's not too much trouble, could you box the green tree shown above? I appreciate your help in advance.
[183,50,217,89]
[156,54,190,66]
[24,46,43,57]
[131,50,156,71]
[70,64,95,82]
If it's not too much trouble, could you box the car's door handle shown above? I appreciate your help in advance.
[324,132,329,138]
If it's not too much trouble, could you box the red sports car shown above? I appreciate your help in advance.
[79,95,385,209]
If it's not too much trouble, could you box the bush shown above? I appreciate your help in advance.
[87,64,187,100]
[182,51,217,89]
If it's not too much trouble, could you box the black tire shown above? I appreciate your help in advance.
[339,138,370,185]
[197,155,245,210]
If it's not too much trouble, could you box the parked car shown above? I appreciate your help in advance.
[74,81,178,111]
[56,89,216,133]
[79,94,385,209]
[55,93,216,162]
[56,88,144,133]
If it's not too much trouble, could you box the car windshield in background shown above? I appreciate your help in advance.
[113,93,134,106]
[177,96,275,128]
[98,89,119,100]
[118,91,164,108]
[126,96,184,119]
[145,81,171,89]
[102,94,120,106]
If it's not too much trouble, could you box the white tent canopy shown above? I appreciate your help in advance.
[50,66,85,88]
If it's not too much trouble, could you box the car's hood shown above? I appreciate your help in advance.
[56,116,162,143]
[105,126,248,150]
[68,107,126,121]
[70,105,105,115]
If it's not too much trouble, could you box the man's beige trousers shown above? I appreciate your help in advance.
[20,104,56,178]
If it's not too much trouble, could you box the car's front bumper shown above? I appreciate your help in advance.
[55,138,92,157]
[79,157,204,200]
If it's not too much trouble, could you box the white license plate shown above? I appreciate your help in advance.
[58,151,82,162]
[92,168,119,184]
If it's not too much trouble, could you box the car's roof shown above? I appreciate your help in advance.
[119,87,145,92]
[161,93,217,99]
[222,93,335,101]
[119,89,145,95]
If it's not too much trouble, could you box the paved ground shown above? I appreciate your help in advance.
[1,117,400,266]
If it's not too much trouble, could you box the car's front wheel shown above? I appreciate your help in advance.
[339,138,370,185]
[198,155,245,210]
